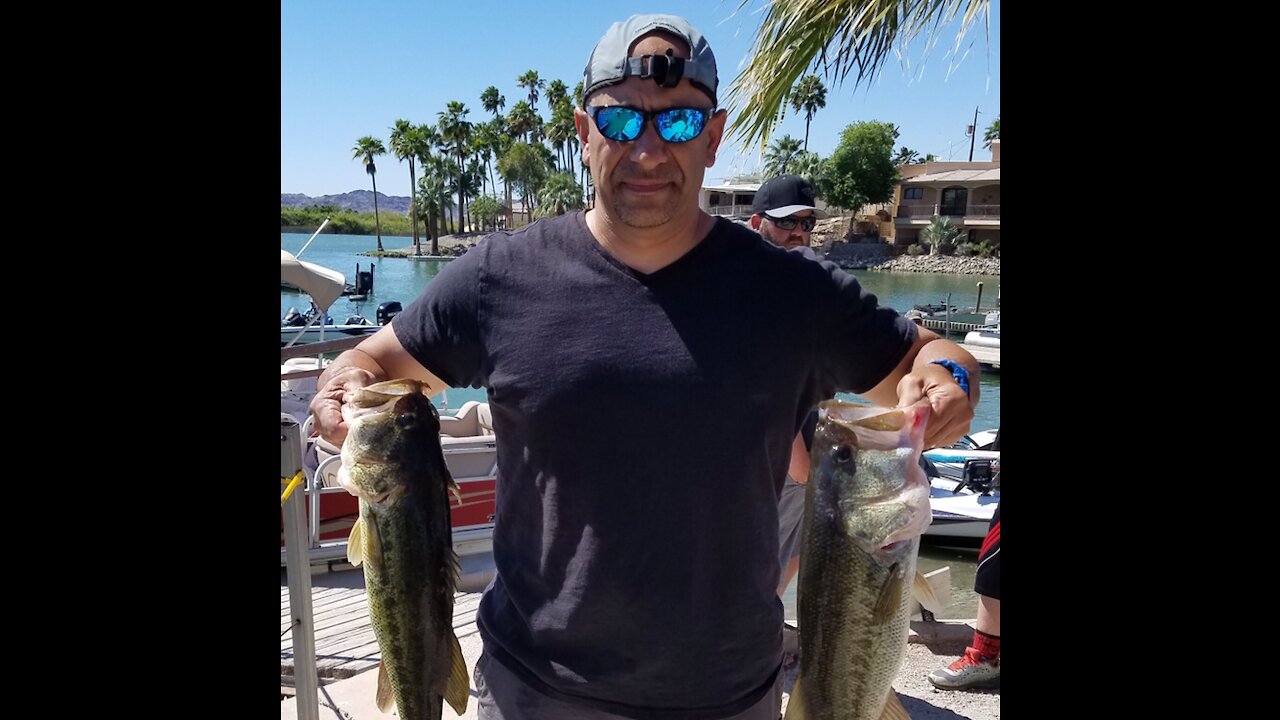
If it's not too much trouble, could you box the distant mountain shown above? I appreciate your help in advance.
[281,190,411,215]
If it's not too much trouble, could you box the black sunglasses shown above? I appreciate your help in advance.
[586,105,712,144]
[768,215,817,232]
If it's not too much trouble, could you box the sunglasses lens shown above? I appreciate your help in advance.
[595,107,643,142]
[655,108,707,143]
[773,216,815,231]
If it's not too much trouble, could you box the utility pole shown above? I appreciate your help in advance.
[968,106,979,161]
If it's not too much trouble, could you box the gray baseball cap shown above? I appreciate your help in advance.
[582,14,718,106]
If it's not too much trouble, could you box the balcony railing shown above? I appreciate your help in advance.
[707,204,752,217]
[897,203,1000,219]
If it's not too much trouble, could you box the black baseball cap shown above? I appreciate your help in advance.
[751,175,825,218]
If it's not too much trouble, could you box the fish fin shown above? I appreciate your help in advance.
[375,660,394,713]
[446,545,461,592]
[872,566,906,625]
[912,569,943,615]
[443,630,470,715]
[346,515,364,567]
[878,690,910,720]
[365,514,384,573]
[783,674,807,720]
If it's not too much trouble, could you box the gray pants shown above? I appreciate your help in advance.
[474,652,783,720]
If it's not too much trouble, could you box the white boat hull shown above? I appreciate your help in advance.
[281,324,379,346]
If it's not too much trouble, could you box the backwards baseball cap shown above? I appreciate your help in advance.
[752,175,826,218]
[582,14,718,106]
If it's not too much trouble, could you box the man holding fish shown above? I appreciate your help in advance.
[311,13,978,720]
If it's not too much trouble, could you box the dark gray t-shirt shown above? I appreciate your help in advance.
[393,212,915,719]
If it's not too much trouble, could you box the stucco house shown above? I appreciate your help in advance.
[889,139,1000,247]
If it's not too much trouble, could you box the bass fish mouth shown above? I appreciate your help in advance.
[335,461,402,505]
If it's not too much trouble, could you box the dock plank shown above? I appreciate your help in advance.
[281,568,486,681]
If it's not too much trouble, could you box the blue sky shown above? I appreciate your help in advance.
[282,0,999,198]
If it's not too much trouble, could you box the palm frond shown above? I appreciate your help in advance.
[725,0,989,152]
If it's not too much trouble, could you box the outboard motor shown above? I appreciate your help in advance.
[377,301,403,326]
[282,307,306,327]
[953,458,997,496]
[354,263,375,295]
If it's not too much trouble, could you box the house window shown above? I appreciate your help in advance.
[940,187,968,215]
[903,188,923,200]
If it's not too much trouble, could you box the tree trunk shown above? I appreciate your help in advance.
[457,153,467,235]
[505,181,513,230]
[371,172,383,253]
[409,161,420,256]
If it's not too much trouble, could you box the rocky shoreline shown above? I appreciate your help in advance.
[369,223,1000,276]
[825,250,1000,275]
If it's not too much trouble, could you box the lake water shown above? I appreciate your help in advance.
[283,231,999,618]
[282,231,1001,431]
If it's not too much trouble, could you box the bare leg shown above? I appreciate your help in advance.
[777,555,800,598]
[975,595,999,636]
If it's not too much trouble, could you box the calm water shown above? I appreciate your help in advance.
[283,231,998,618]
[281,231,1001,431]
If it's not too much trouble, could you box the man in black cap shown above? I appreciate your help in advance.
[750,174,823,251]
[310,13,980,720]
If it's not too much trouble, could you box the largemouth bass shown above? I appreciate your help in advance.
[785,402,933,720]
[338,378,469,719]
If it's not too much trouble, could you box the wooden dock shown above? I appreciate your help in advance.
[280,568,483,681]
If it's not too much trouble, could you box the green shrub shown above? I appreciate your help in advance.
[905,243,924,256]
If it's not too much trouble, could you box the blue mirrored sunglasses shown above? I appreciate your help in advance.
[586,106,711,143]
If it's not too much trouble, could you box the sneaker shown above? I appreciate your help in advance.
[928,647,1000,690]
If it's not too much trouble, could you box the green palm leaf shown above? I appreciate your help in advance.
[725,0,990,152]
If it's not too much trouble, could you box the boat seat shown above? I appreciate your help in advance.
[309,401,497,488]
[439,401,494,438]
[281,357,324,395]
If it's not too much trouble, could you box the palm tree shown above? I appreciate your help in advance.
[791,151,825,187]
[764,135,804,177]
[352,135,387,252]
[507,101,537,145]
[547,103,577,172]
[917,153,938,163]
[389,119,424,255]
[535,173,585,218]
[983,116,1000,149]
[892,146,920,166]
[438,101,473,233]
[789,75,827,152]
[475,118,505,200]
[517,70,545,112]
[725,0,992,150]
[414,173,443,256]
[480,86,505,119]
[546,79,568,111]
[921,215,961,255]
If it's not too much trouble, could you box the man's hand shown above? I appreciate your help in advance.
[895,363,975,449]
[309,366,379,446]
